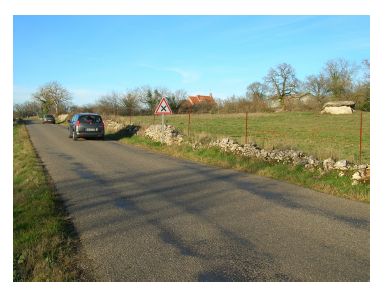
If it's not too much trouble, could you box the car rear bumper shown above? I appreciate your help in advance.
[75,131,104,138]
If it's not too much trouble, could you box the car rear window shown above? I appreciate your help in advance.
[78,115,102,124]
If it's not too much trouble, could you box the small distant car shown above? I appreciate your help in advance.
[43,114,55,124]
[68,113,105,141]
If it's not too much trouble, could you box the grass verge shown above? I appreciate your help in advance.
[13,124,89,281]
[111,133,369,203]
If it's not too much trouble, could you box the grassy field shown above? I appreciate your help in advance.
[110,111,370,164]
[13,124,87,281]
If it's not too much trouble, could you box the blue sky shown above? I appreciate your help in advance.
[13,15,369,105]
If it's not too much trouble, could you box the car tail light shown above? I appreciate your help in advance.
[99,122,104,128]
[75,120,80,126]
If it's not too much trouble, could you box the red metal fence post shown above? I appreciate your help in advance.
[245,112,248,144]
[359,111,363,164]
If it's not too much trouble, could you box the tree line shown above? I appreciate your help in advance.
[222,58,369,113]
[13,58,370,118]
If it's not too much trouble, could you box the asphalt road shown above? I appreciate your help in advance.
[26,121,370,281]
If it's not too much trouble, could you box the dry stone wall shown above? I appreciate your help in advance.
[207,138,369,185]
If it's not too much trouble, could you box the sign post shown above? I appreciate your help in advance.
[154,97,173,143]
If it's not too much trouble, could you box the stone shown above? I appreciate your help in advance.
[358,164,369,170]
[334,160,349,170]
[321,106,353,115]
[323,158,335,171]
[292,157,308,166]
[307,156,320,167]
[144,124,183,145]
[57,114,69,122]
[352,180,360,186]
[352,171,362,180]
[351,166,370,185]
[322,101,355,108]
[259,149,269,159]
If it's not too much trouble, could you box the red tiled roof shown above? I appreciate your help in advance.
[187,95,216,105]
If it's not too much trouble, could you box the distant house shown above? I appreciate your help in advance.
[178,94,217,113]
[187,94,216,106]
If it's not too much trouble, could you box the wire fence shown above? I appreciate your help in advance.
[107,111,370,164]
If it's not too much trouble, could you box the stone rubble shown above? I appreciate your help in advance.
[209,138,320,167]
[351,165,370,185]
[144,124,184,145]
[208,138,369,185]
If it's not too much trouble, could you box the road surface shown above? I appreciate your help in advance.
[26,121,370,281]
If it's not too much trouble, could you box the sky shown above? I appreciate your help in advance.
[13,15,369,105]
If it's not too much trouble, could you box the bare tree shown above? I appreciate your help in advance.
[96,92,121,116]
[167,89,187,113]
[246,81,267,101]
[13,100,41,118]
[323,58,356,100]
[351,59,370,111]
[361,59,370,83]
[120,91,139,116]
[32,81,71,115]
[264,63,299,108]
[109,91,120,116]
[132,85,159,114]
[304,73,329,103]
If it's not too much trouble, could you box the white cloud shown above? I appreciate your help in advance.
[164,67,200,83]
[138,63,200,84]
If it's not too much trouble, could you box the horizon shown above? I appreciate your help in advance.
[13,15,369,106]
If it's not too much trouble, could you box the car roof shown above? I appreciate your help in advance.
[76,113,101,116]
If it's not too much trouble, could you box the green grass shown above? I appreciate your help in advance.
[13,124,87,281]
[111,134,369,203]
[110,111,370,164]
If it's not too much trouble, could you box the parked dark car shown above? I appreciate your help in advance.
[68,113,105,140]
[43,114,55,124]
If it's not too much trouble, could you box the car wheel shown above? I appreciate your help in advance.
[72,131,77,141]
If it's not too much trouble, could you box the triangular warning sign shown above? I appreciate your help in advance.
[154,97,173,115]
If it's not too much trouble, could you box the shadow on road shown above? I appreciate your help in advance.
[36,126,369,281]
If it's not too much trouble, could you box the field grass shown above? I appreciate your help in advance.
[111,134,369,203]
[13,124,87,281]
[110,111,370,164]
